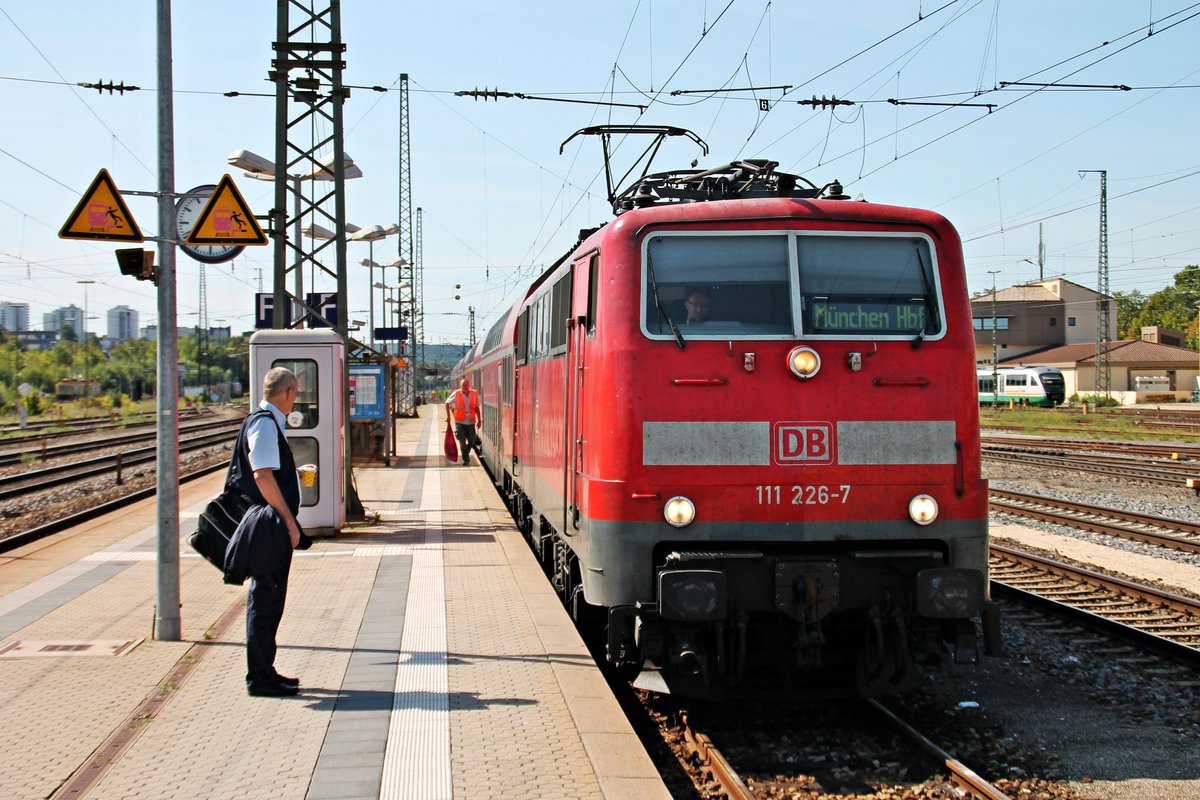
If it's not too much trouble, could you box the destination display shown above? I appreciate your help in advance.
[807,300,928,333]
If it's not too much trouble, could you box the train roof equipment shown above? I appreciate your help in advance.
[560,124,850,215]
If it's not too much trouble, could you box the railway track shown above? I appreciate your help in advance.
[0,426,239,502]
[676,701,1013,799]
[0,460,228,553]
[989,488,1200,553]
[982,434,1200,460]
[0,410,161,437]
[982,447,1199,488]
[990,544,1200,668]
[0,420,242,467]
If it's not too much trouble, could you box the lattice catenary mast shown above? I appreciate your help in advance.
[397,74,417,416]
[270,0,357,512]
[1081,169,1111,396]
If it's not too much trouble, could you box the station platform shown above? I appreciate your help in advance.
[0,409,670,800]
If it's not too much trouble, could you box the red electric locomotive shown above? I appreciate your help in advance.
[455,129,995,695]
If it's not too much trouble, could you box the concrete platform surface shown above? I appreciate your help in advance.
[0,408,670,800]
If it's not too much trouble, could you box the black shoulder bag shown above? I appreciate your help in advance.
[188,410,269,570]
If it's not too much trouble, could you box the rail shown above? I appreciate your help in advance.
[990,544,1200,667]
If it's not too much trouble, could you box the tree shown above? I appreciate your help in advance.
[1172,264,1200,298]
[109,338,157,397]
[1117,266,1200,347]
[1114,290,1148,339]
[1125,285,1196,337]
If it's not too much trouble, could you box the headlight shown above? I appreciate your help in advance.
[787,346,821,379]
[664,496,696,527]
[659,570,727,621]
[908,494,938,525]
[917,568,984,618]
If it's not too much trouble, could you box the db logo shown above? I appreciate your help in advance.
[773,422,834,465]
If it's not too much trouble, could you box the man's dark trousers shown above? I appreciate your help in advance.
[454,422,479,464]
[246,570,289,683]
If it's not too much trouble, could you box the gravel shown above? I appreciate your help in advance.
[975,456,1200,800]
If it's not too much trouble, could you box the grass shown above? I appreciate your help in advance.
[980,406,1200,443]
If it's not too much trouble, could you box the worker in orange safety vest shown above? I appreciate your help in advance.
[445,377,482,466]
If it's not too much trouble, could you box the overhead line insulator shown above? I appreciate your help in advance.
[796,95,854,110]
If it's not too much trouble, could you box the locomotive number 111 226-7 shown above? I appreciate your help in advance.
[755,485,852,505]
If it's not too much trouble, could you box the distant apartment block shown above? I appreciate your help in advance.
[0,301,30,332]
[107,305,139,342]
[44,305,85,340]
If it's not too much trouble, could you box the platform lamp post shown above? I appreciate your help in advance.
[228,149,363,325]
[76,279,95,405]
[350,224,400,351]
[384,259,407,346]
[987,270,1000,409]
[301,221,360,326]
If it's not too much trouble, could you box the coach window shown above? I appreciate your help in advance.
[798,235,942,338]
[530,299,541,360]
[537,294,549,358]
[516,307,529,364]
[534,295,546,358]
[587,254,600,338]
[550,275,571,354]
[643,233,792,339]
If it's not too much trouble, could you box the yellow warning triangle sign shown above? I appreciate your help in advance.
[184,174,268,246]
[59,169,144,242]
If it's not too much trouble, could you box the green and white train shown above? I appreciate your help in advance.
[977,366,1065,407]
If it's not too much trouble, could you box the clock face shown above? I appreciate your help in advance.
[175,185,245,264]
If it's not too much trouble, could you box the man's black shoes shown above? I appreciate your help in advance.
[247,677,299,697]
[273,671,300,690]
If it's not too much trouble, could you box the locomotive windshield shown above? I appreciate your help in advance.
[645,234,793,338]
[798,235,940,337]
[641,231,943,341]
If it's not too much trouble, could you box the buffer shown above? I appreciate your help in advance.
[184,174,268,246]
[59,169,144,242]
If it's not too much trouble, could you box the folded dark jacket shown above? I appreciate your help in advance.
[223,504,302,585]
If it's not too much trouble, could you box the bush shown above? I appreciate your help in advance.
[22,393,43,416]
[1074,393,1120,407]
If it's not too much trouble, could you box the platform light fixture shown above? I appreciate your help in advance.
[228,148,363,324]
[350,224,400,351]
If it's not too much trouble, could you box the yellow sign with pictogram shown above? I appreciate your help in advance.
[184,174,268,246]
[59,169,144,242]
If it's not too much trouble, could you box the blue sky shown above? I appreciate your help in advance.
[1,2,1198,345]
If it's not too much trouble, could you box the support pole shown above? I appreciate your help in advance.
[155,0,180,641]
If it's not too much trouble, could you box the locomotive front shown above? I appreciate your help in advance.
[576,175,994,695]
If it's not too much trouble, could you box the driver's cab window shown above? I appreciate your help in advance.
[797,235,941,337]
[643,234,792,338]
[270,358,319,428]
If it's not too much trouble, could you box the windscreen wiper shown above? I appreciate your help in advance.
[647,251,686,349]
[911,246,940,349]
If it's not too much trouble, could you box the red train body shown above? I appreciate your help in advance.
[455,163,993,695]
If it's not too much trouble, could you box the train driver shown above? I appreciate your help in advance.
[445,377,482,466]
[683,289,712,324]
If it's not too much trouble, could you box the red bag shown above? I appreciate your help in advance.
[444,423,459,462]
